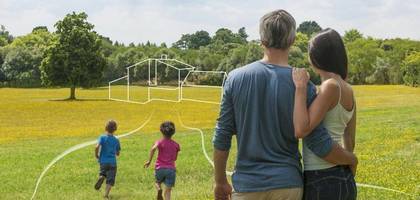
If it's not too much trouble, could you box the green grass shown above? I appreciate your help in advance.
[0,85,419,199]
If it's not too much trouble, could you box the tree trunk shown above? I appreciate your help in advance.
[69,86,76,100]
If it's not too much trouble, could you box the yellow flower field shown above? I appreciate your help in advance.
[0,85,419,199]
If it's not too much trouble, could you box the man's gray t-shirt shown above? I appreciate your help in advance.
[213,61,332,192]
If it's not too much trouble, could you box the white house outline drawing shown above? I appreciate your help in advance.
[109,55,228,105]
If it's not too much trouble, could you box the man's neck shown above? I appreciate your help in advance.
[261,48,289,67]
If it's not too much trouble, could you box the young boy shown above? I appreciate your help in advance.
[144,121,180,200]
[94,120,121,199]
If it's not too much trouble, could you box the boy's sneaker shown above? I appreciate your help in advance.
[157,189,163,200]
[95,176,105,190]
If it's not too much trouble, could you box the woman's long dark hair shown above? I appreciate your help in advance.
[308,28,348,79]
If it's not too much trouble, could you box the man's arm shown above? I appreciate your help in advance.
[303,83,357,165]
[214,149,232,200]
[213,76,235,200]
[323,143,358,165]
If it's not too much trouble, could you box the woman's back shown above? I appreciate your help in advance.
[323,79,355,144]
[303,78,355,170]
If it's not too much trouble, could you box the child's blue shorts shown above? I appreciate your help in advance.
[155,168,176,187]
[99,164,117,186]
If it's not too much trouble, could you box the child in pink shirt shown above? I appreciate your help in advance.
[144,121,180,200]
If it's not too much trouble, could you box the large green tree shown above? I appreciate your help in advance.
[297,21,322,37]
[41,12,106,99]
[173,30,212,49]
[346,38,383,84]
[380,39,420,84]
[212,28,246,45]
[2,48,42,87]
[343,29,363,43]
[1,27,52,87]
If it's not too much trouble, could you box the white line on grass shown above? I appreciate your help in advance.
[177,113,233,176]
[176,114,416,197]
[30,113,154,200]
[356,183,415,197]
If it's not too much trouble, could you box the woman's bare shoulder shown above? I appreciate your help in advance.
[319,78,340,94]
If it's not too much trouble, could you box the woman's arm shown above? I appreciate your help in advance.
[144,143,158,168]
[292,68,310,138]
[292,69,339,138]
[344,104,356,152]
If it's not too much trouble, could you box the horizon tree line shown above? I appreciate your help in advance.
[0,12,419,99]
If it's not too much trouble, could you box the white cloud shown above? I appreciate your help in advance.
[0,0,419,44]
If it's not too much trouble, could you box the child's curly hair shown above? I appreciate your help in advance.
[160,121,175,138]
[105,120,117,133]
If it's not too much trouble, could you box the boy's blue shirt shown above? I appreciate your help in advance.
[98,134,121,165]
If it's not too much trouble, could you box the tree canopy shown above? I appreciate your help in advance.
[40,12,106,99]
[0,25,14,47]
[0,17,419,89]
[343,29,363,43]
[173,30,212,50]
[297,21,322,37]
[402,52,420,86]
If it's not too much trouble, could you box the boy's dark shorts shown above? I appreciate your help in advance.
[155,168,176,187]
[99,164,117,186]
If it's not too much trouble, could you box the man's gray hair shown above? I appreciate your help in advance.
[259,9,296,49]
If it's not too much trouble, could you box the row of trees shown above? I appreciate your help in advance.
[0,12,419,99]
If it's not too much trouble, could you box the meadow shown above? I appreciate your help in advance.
[0,85,419,199]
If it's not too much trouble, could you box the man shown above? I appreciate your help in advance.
[213,9,357,200]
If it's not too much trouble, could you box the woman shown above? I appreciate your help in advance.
[292,28,357,200]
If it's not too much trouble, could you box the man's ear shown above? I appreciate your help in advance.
[261,40,268,48]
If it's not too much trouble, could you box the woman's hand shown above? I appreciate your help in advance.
[292,68,310,88]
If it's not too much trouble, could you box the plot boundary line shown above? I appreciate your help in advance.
[356,183,415,197]
[30,112,154,200]
[109,56,227,105]
[177,113,233,176]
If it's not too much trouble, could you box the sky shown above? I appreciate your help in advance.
[1,0,419,45]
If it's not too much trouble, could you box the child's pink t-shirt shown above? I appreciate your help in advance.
[155,138,180,170]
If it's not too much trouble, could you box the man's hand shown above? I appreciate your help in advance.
[144,161,151,168]
[214,181,232,200]
[292,68,310,88]
[349,156,358,176]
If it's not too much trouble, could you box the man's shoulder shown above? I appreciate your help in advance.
[227,61,263,81]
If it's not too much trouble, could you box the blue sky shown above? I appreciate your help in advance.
[1,0,419,44]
